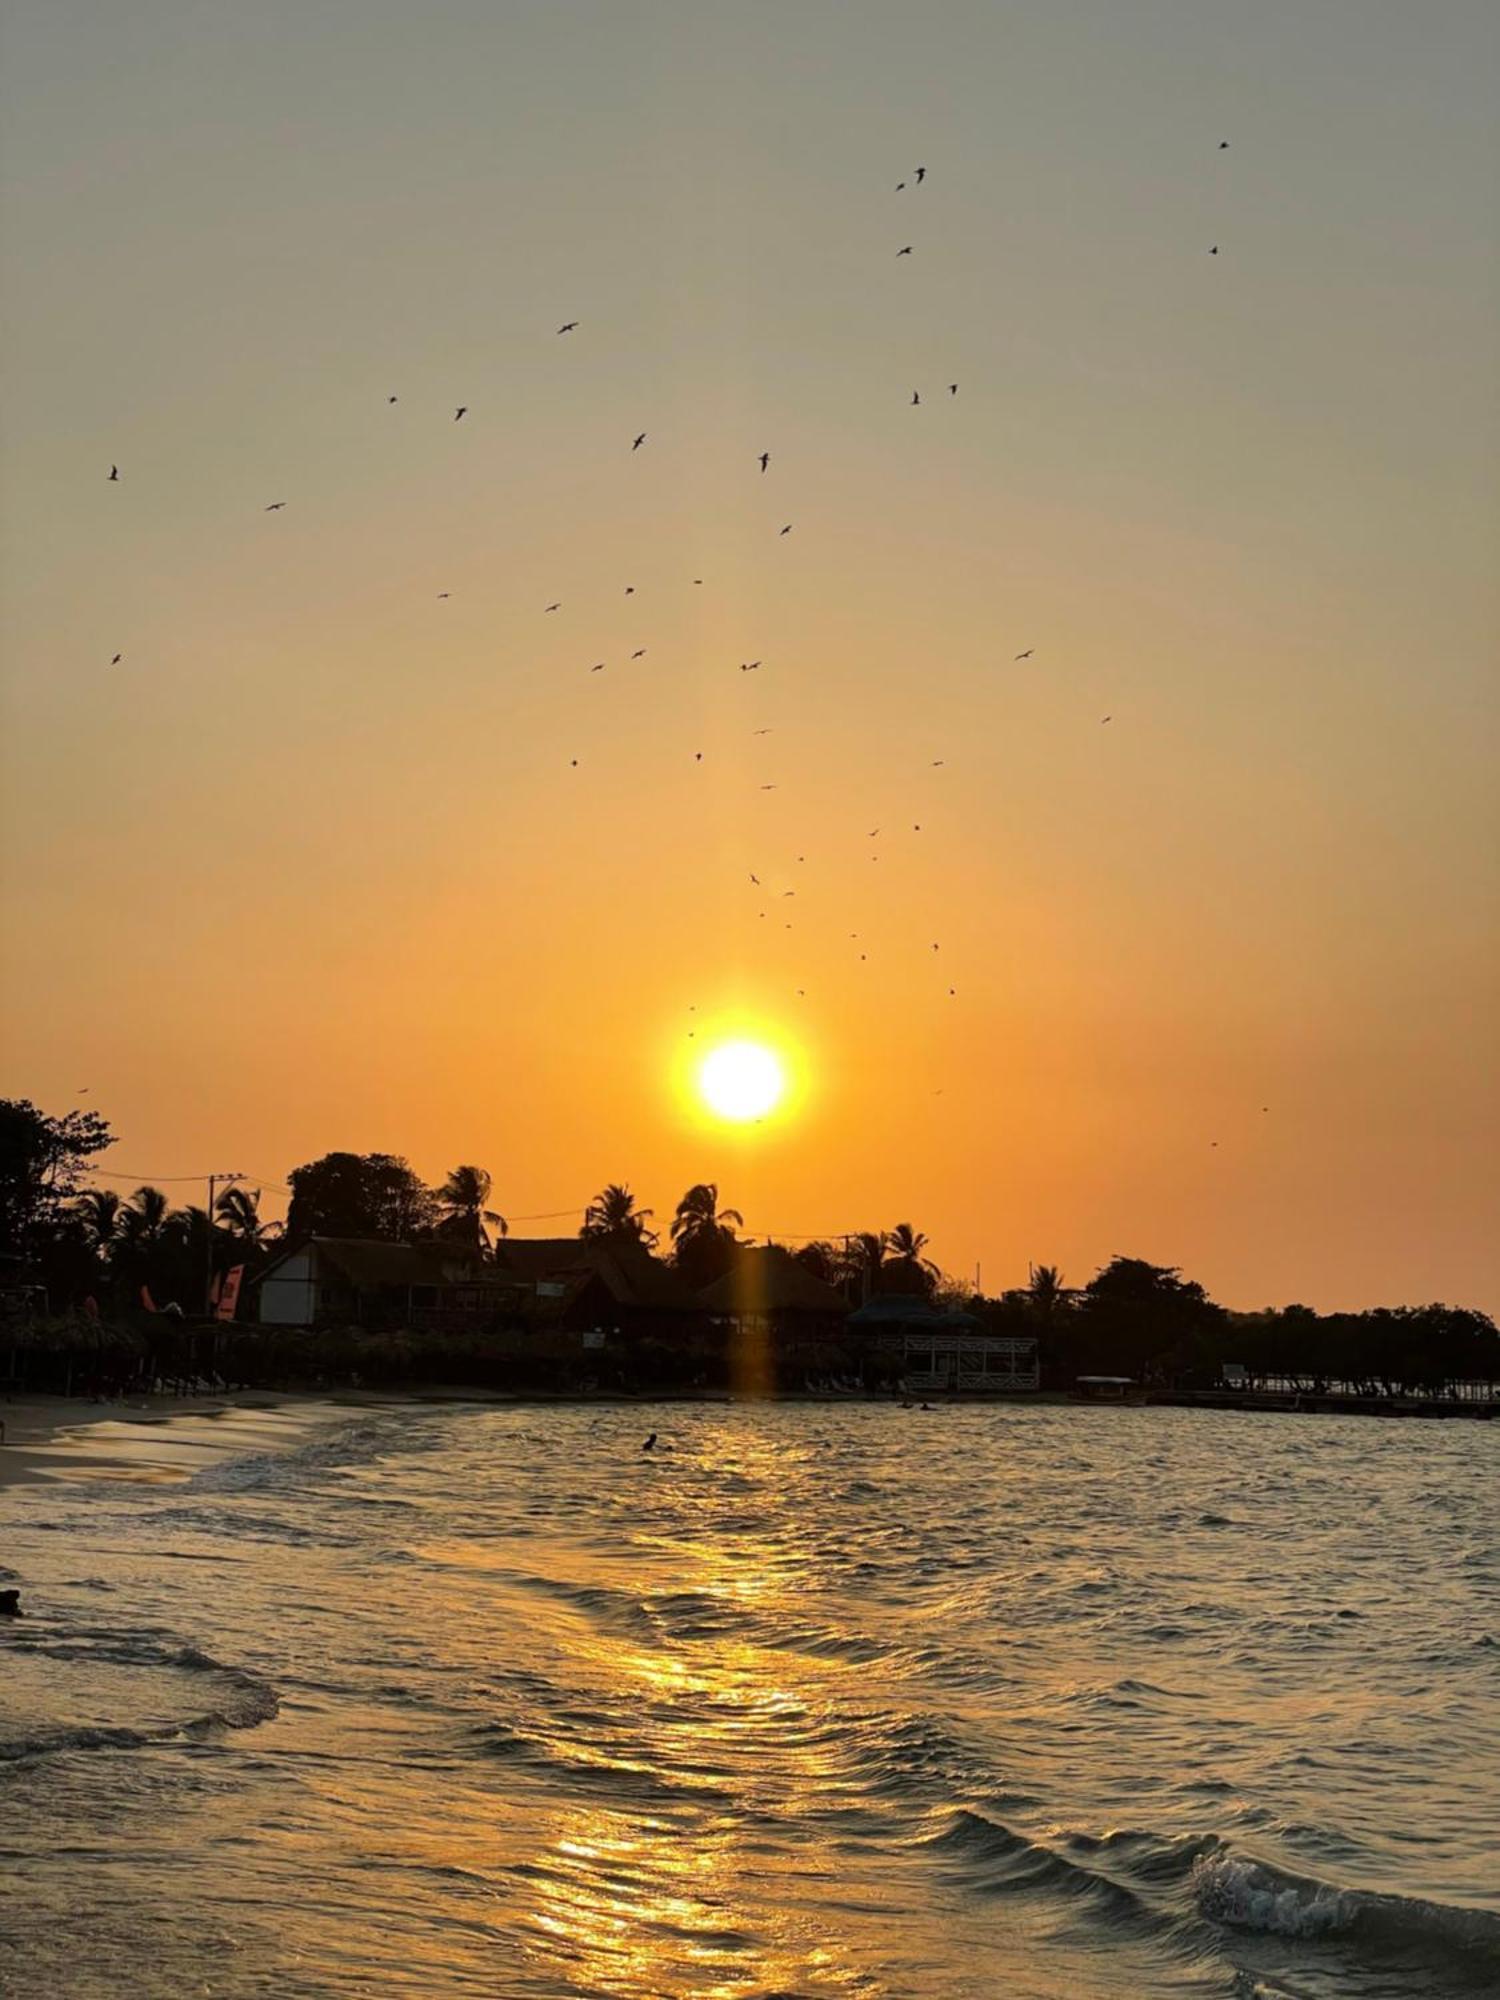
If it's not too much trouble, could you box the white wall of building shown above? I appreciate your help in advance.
[259,1249,317,1326]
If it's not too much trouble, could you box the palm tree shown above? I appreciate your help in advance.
[884,1222,940,1298]
[119,1184,172,1248]
[73,1187,122,1259]
[669,1182,743,1287]
[837,1230,889,1303]
[434,1164,507,1250]
[1025,1263,1075,1325]
[581,1183,657,1248]
[214,1184,281,1252]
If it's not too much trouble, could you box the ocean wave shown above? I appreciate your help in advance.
[1191,1848,1500,1957]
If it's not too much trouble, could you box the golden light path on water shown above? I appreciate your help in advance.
[2,1401,1498,1999]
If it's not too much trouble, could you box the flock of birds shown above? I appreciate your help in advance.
[97,149,1255,1134]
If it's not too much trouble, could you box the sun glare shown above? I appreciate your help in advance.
[698,1040,785,1123]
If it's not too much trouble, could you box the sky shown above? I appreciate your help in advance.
[2,1,1496,1312]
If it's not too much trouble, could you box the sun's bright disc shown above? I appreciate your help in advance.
[698,1039,785,1123]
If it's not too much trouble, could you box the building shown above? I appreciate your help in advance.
[255,1237,512,1329]
[845,1294,1038,1393]
[491,1237,704,1340]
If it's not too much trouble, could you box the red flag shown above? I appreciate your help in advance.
[216,1265,245,1323]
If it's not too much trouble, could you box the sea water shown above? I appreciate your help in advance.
[1,1400,1496,1998]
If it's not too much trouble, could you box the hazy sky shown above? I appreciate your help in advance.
[2,1,1496,1311]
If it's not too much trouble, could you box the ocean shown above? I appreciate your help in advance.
[1,1399,1496,1998]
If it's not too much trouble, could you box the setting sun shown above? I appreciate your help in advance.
[698,1040,785,1123]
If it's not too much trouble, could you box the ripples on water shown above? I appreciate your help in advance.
[2,1402,1497,1998]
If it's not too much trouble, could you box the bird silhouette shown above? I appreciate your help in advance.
[759,452,770,472]
[779,524,792,536]
[557,321,578,333]
[949,383,958,396]
[632,432,647,450]
[110,652,121,664]
[1218,140,1229,149]
[624,585,635,594]
[454,406,467,420]
[631,648,646,659]
[897,245,913,256]
[911,391,921,406]
[1014,649,1033,659]
[760,784,777,791]
[750,873,760,885]
[590,663,605,672]
[741,660,761,672]
[387,395,397,403]
[1101,715,1113,724]
[868,829,880,837]
[436,591,450,598]
[265,502,286,511]
[931,759,945,767]
[544,602,561,613]
[915,166,926,183]
[108,465,119,481]
[1209,246,1219,255]
[694,751,703,761]
[753,727,773,735]
[896,180,906,190]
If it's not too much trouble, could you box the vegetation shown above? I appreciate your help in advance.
[2,1100,1495,1402]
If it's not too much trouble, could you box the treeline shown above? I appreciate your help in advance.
[3,1103,1496,1396]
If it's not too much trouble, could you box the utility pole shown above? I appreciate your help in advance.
[205,1172,245,1315]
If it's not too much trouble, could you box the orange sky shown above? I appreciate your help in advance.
[2,2,1496,1311]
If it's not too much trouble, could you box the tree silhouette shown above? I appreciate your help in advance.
[669,1182,743,1289]
[883,1222,939,1298]
[434,1164,506,1250]
[581,1183,657,1248]
[0,1098,114,1255]
[214,1184,280,1252]
[72,1186,123,1261]
[286,1152,436,1240]
[838,1230,888,1301]
[1025,1263,1076,1327]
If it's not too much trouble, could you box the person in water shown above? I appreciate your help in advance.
[642,1433,657,1451]
[0,1589,21,1617]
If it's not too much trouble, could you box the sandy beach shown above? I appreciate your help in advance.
[0,1391,376,1489]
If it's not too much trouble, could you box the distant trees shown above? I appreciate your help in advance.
[581,1183,657,1248]
[214,1184,280,1252]
[882,1223,939,1298]
[285,1152,437,1241]
[669,1183,743,1289]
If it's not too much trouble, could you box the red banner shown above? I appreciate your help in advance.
[216,1265,245,1322]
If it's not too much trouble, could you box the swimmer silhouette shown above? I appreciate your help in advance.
[642,1433,657,1451]
[0,1589,21,1617]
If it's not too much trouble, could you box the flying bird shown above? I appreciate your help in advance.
[110,653,121,664]
[760,784,777,791]
[624,585,635,594]
[779,524,792,536]
[750,873,760,885]
[694,751,703,761]
[915,167,926,183]
[759,452,770,472]
[387,395,397,403]
[265,502,286,510]
[631,648,646,659]
[1209,246,1219,256]
[544,602,561,613]
[868,829,880,837]
[1218,140,1229,149]
[896,245,913,256]
[1101,715,1113,724]
[557,321,578,333]
[949,384,958,396]
[931,759,945,767]
[632,432,647,450]
[108,465,119,481]
[752,727,773,735]
[911,391,921,406]
[590,662,605,672]
[436,591,450,598]
[454,406,467,420]
[1014,649,1033,660]
[741,660,761,672]
[896,180,906,191]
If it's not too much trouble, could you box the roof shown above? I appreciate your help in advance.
[493,1237,698,1311]
[258,1237,484,1289]
[698,1244,850,1316]
[847,1296,985,1333]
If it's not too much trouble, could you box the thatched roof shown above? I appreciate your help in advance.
[257,1237,484,1289]
[493,1237,699,1312]
[698,1245,850,1317]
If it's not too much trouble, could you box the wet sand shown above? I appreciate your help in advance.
[0,1392,378,1488]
